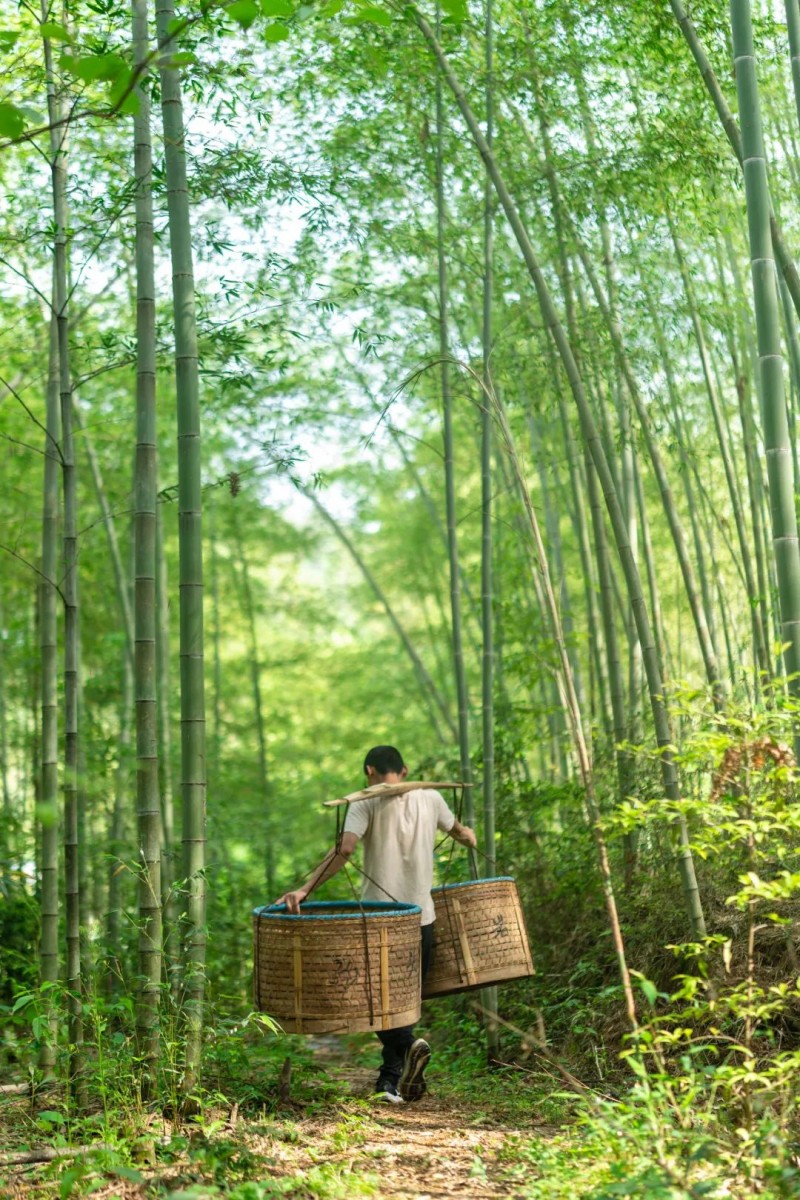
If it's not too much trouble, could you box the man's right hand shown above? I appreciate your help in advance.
[275,889,308,914]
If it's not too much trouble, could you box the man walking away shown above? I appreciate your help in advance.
[277,745,476,1102]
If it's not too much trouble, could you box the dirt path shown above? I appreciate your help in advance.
[282,1037,537,1199]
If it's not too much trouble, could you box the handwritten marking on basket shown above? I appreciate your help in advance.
[292,935,303,1034]
[333,955,358,991]
[492,913,509,939]
[452,897,477,987]
[380,926,390,1026]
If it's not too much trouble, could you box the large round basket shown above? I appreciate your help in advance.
[253,900,422,1034]
[422,877,534,999]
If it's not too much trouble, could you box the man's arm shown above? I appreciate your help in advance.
[275,832,360,914]
[449,819,477,848]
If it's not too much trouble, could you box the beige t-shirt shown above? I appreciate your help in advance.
[343,788,456,925]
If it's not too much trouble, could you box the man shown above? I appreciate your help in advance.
[277,744,477,1103]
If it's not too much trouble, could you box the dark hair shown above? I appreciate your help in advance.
[363,745,405,776]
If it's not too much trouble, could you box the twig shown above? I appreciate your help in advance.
[471,1001,611,1099]
[1,1143,112,1166]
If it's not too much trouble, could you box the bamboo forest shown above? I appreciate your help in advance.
[9,0,800,1195]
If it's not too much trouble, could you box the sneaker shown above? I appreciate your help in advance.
[373,1079,404,1104]
[399,1038,431,1102]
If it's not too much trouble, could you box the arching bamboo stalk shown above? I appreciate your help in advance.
[667,220,769,677]
[299,480,455,741]
[490,382,637,1029]
[414,10,706,937]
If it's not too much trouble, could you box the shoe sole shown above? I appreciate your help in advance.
[399,1039,431,1102]
[374,1091,404,1104]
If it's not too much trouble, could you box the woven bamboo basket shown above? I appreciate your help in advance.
[253,900,422,1034]
[422,877,534,999]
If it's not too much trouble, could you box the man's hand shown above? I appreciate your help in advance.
[275,889,308,914]
[451,821,477,849]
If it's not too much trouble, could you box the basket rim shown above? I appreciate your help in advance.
[253,900,422,920]
[431,876,515,892]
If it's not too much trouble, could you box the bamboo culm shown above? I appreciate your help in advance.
[155,0,207,1090]
[133,0,163,1090]
[730,0,800,745]
[38,305,60,1074]
[41,15,85,1092]
[669,0,800,323]
[434,10,476,864]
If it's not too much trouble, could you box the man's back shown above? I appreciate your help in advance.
[343,788,455,924]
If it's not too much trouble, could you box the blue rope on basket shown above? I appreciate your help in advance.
[253,900,421,920]
[431,876,515,890]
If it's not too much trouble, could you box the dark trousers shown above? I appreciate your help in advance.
[376,922,434,1086]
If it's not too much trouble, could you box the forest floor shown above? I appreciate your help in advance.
[0,1034,558,1200]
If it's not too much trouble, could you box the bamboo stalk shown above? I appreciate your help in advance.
[41,12,84,1094]
[133,0,162,1091]
[38,302,60,1075]
[434,7,476,857]
[730,0,800,743]
[481,0,499,1058]
[155,0,207,1090]
[669,0,800,321]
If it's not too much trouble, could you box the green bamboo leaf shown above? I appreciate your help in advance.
[109,1167,144,1183]
[639,977,658,1006]
[60,52,128,83]
[260,0,292,14]
[0,29,20,51]
[40,22,73,43]
[228,0,259,27]
[351,5,391,25]
[0,101,25,137]
[442,0,468,20]
[263,21,290,41]
[108,69,140,114]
